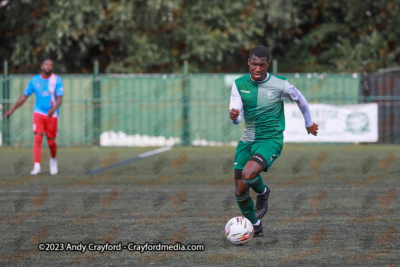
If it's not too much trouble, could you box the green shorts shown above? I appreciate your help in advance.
[234,139,283,171]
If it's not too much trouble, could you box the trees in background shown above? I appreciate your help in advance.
[1,0,398,74]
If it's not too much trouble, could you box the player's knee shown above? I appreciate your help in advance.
[34,133,43,143]
[235,188,248,198]
[47,138,56,147]
[242,169,258,180]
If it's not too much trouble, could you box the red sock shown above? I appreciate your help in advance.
[47,139,57,158]
[33,134,43,163]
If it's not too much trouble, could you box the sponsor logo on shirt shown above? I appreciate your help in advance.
[240,90,250,93]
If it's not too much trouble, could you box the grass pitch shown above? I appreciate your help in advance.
[0,144,399,266]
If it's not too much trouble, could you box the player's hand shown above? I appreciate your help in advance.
[230,108,240,120]
[48,108,56,117]
[5,110,13,118]
[306,122,318,136]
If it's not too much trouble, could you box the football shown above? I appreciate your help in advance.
[225,216,254,245]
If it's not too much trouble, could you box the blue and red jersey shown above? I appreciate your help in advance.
[24,74,64,117]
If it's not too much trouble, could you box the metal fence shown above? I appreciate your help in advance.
[360,73,400,144]
[2,70,398,147]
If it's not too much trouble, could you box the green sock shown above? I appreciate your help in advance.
[235,193,258,224]
[242,175,265,195]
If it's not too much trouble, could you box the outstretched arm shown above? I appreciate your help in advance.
[299,96,318,136]
[5,94,28,118]
[281,81,318,136]
[229,82,243,124]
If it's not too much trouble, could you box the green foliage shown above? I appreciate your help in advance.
[0,0,398,73]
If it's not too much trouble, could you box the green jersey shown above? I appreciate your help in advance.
[230,73,289,142]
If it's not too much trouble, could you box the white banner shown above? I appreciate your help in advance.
[284,103,378,142]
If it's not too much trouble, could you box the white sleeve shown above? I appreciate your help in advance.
[281,80,302,103]
[229,82,243,124]
[282,81,313,127]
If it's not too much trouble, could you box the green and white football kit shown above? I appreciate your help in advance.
[230,72,313,172]
[230,72,314,227]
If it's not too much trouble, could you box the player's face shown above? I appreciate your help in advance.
[248,56,269,81]
[41,60,54,76]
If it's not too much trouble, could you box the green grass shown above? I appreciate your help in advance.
[0,145,399,266]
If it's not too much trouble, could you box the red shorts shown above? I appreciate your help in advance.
[33,112,58,138]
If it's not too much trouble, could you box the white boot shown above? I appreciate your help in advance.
[30,163,41,175]
[50,158,58,175]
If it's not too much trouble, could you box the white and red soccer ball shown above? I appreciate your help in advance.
[225,216,254,245]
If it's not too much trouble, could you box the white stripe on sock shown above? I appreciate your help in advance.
[257,187,267,195]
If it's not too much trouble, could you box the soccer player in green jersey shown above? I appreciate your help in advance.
[229,45,318,235]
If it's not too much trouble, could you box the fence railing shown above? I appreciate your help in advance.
[1,71,398,147]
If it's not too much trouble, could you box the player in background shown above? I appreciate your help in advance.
[5,58,64,175]
[229,46,318,235]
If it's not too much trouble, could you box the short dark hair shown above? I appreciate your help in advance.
[41,58,53,65]
[249,46,270,62]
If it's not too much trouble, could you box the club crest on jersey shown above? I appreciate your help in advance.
[266,91,273,98]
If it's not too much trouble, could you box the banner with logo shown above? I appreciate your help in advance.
[284,103,378,142]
